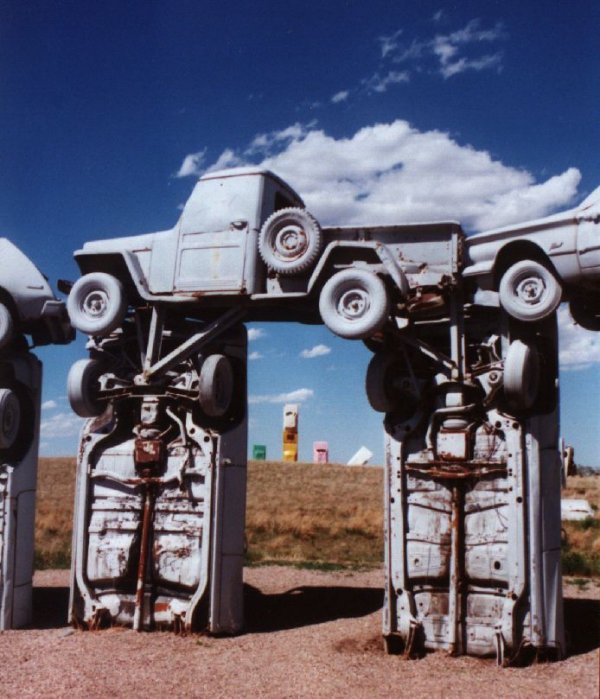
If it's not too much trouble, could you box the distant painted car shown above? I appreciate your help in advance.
[0,238,73,348]
[464,186,600,328]
[67,167,464,341]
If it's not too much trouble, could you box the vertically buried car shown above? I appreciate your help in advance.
[464,186,600,328]
[66,166,465,344]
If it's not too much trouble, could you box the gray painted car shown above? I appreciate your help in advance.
[464,186,600,327]
[67,167,464,342]
[0,238,73,348]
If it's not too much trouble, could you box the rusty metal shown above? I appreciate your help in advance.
[447,485,463,655]
[405,462,507,480]
[69,323,247,635]
[383,289,565,662]
[133,483,155,631]
[134,438,164,465]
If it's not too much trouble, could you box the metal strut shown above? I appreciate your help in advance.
[136,306,246,384]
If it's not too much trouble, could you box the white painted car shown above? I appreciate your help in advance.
[67,167,464,342]
[0,238,73,348]
[464,186,600,327]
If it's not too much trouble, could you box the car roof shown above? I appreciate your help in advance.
[199,166,304,206]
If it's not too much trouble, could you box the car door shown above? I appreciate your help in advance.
[173,175,262,295]
[577,216,600,275]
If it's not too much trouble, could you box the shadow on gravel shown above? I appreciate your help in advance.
[32,586,70,629]
[244,584,383,633]
[564,598,600,656]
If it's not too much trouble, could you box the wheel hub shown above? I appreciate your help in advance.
[2,407,15,435]
[83,290,109,318]
[275,225,307,260]
[337,288,370,319]
[516,276,545,305]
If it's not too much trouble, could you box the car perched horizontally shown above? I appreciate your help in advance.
[66,167,464,343]
[0,238,73,348]
[464,186,600,328]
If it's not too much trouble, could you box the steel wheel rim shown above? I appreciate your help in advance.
[337,288,370,320]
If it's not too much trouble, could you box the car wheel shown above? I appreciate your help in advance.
[569,295,600,331]
[67,358,106,417]
[504,339,540,410]
[0,303,14,349]
[199,354,234,417]
[319,268,390,340]
[67,272,127,336]
[0,388,21,450]
[259,207,322,274]
[498,259,562,322]
[365,352,417,415]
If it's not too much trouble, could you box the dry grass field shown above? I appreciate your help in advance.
[35,458,599,576]
[35,457,77,568]
[246,460,382,567]
[562,474,600,576]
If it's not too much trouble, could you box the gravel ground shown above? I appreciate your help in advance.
[0,568,597,698]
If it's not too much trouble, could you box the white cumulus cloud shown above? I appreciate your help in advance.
[41,399,58,410]
[247,327,266,341]
[175,149,206,178]
[558,306,600,371]
[331,90,349,104]
[249,388,314,404]
[199,119,580,232]
[40,412,84,439]
[300,344,331,359]
[249,351,263,360]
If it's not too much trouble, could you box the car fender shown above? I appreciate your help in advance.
[306,240,408,295]
[74,249,155,302]
[0,238,56,322]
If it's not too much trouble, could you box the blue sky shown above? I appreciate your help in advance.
[1,1,598,464]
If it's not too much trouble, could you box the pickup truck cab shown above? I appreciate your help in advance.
[68,167,464,341]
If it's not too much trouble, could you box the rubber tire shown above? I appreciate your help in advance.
[0,303,14,350]
[199,354,234,418]
[67,272,127,336]
[366,353,403,412]
[319,269,390,340]
[569,295,600,331]
[0,388,21,450]
[259,207,322,274]
[498,259,562,322]
[504,339,540,410]
[67,358,105,417]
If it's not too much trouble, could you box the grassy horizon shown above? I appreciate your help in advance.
[35,458,599,575]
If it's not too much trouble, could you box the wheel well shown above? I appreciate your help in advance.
[76,254,141,302]
[493,241,555,288]
[0,287,18,322]
[311,247,383,296]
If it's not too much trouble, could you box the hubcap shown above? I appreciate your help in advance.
[1,395,19,442]
[337,288,369,320]
[3,407,15,435]
[83,290,109,318]
[274,225,307,260]
[515,275,545,305]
